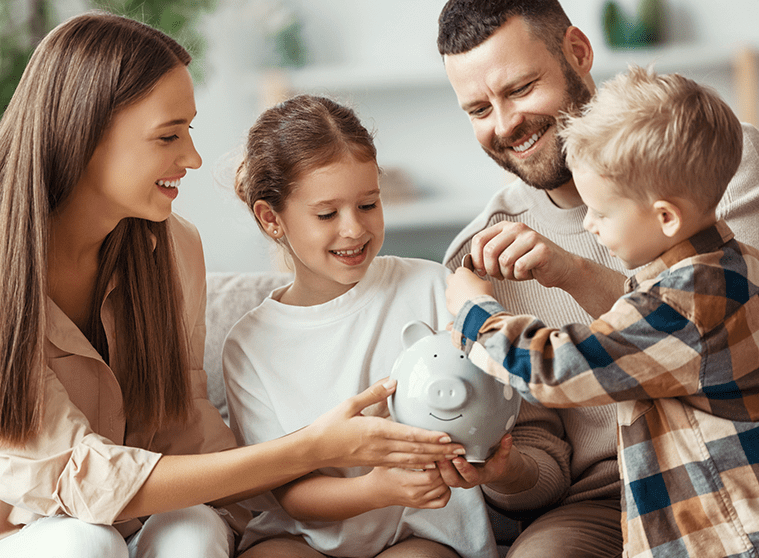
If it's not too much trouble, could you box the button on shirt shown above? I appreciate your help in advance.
[452,221,759,558]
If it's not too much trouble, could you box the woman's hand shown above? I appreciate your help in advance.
[307,378,465,469]
[445,267,494,316]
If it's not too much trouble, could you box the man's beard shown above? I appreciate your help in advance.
[483,61,593,191]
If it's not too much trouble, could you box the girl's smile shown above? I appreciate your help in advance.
[330,241,370,265]
[273,156,385,306]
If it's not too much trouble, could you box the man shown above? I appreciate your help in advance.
[435,1,759,557]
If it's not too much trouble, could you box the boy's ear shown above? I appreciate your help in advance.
[653,200,683,238]
[253,200,283,239]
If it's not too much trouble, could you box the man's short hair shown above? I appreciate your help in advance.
[560,65,743,210]
[437,0,572,58]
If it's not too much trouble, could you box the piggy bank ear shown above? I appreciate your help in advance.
[401,321,436,348]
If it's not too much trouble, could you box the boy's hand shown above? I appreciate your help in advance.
[446,267,494,316]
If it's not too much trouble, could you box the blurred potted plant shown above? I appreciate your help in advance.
[0,0,218,116]
[257,0,306,68]
[602,0,665,49]
[92,0,218,68]
[0,0,55,114]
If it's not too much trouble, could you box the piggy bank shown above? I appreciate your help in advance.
[388,321,521,462]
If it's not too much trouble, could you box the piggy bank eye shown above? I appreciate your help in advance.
[459,355,465,359]
[433,354,438,358]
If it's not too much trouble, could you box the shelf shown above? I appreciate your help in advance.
[261,42,753,94]
[591,41,741,79]
[286,61,448,92]
[251,41,756,127]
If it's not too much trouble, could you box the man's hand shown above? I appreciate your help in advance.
[437,434,514,489]
[468,221,627,318]
[469,222,577,287]
[437,434,539,494]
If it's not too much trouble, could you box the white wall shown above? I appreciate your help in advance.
[167,0,759,272]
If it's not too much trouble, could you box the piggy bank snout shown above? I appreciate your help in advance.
[426,377,470,411]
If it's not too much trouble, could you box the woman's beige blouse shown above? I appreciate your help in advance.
[0,214,239,540]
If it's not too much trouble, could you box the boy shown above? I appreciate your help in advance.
[446,65,759,558]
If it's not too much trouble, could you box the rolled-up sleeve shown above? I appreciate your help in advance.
[0,367,161,526]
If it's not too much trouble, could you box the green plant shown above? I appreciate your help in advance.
[602,0,665,49]
[92,0,218,68]
[0,0,217,117]
[0,0,56,114]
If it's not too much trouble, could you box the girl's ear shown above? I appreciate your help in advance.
[253,200,283,240]
[653,200,683,238]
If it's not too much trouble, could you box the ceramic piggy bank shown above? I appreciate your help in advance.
[388,321,521,462]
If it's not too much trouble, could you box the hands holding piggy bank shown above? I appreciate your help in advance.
[388,321,521,462]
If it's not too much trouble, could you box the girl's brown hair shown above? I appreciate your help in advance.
[235,94,378,230]
[0,11,193,445]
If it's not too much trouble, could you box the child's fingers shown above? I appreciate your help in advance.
[462,253,475,271]
[421,484,452,508]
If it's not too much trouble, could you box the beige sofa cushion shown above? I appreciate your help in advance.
[204,271,292,423]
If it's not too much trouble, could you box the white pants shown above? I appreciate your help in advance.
[0,505,234,558]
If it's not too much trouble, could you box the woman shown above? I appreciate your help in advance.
[0,12,460,558]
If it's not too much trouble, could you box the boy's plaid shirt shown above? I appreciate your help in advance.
[452,221,759,558]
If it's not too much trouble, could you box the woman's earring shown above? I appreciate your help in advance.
[273,229,278,236]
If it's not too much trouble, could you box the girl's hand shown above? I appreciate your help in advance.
[307,378,465,469]
[445,266,494,316]
[367,466,451,509]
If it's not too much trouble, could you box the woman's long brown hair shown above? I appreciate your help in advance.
[0,12,193,445]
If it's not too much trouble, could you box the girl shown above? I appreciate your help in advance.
[224,94,498,558]
[0,13,462,558]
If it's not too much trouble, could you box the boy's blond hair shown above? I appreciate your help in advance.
[560,65,743,210]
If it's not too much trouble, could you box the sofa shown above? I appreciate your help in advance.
[202,271,519,556]
[204,271,292,424]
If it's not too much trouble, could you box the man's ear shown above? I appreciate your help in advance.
[253,200,283,240]
[653,200,683,238]
[563,26,594,78]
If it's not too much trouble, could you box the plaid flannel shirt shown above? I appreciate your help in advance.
[452,221,759,558]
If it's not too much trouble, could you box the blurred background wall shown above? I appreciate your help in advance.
[5,0,759,272]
